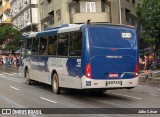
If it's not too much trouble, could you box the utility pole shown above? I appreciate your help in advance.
[118,0,122,24]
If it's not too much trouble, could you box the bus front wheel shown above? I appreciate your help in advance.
[52,74,60,94]
[25,69,32,85]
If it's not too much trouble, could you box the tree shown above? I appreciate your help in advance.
[136,0,160,55]
[0,24,22,51]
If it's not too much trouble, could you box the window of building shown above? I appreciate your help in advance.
[70,3,80,15]
[49,16,54,25]
[26,39,32,55]
[125,8,137,26]
[42,22,48,30]
[69,32,82,57]
[19,2,22,10]
[71,5,76,14]
[39,37,48,55]
[41,2,45,13]
[126,8,133,23]
[32,38,39,55]
[48,35,57,55]
[102,0,111,13]
[86,2,96,12]
[24,0,28,4]
[56,9,61,21]
[132,0,135,5]
[58,33,69,56]
[27,10,29,19]
[47,0,53,4]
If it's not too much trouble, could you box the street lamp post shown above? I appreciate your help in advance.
[118,0,122,24]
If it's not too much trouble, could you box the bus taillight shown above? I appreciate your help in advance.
[85,63,92,78]
[134,63,139,78]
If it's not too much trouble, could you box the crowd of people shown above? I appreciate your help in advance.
[0,54,20,68]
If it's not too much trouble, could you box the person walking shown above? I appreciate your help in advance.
[139,55,142,70]
[144,53,152,80]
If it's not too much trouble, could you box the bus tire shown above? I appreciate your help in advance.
[25,69,32,85]
[52,73,60,94]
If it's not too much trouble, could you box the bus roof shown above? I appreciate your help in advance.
[22,23,135,39]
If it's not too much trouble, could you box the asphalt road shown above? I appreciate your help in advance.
[0,66,160,117]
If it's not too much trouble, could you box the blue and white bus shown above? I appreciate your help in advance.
[19,23,139,94]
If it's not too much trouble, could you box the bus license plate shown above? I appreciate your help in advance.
[106,81,122,86]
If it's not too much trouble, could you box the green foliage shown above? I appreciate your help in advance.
[0,27,6,43]
[136,0,160,56]
[5,44,19,51]
[0,24,22,51]
[136,0,160,38]
[144,37,156,44]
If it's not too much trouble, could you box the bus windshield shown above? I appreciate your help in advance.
[88,25,136,48]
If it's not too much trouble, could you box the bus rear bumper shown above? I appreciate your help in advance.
[81,76,139,89]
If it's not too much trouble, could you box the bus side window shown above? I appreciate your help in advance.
[69,31,82,57]
[26,39,32,55]
[48,35,57,56]
[39,37,48,55]
[20,40,26,56]
[58,33,69,56]
[32,38,39,55]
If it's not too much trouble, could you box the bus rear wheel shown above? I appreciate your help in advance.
[52,73,60,94]
[25,69,32,85]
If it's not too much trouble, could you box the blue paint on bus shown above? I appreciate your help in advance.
[20,23,139,90]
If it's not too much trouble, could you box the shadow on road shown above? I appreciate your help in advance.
[27,82,134,103]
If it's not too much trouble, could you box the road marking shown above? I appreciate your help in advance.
[10,86,20,91]
[40,97,57,103]
[111,93,142,100]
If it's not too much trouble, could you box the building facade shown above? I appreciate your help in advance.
[0,0,11,25]
[39,0,140,31]
[10,0,39,32]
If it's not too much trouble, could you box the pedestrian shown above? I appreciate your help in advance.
[149,52,154,61]
[139,55,142,70]
[144,53,152,80]
[13,55,17,67]
[2,54,7,66]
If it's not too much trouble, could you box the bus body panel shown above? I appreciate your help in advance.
[90,50,136,79]
[82,25,138,81]
[20,23,139,90]
[81,75,139,89]
[47,57,82,88]
[23,56,82,88]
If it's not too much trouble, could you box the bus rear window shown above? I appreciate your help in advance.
[88,26,135,48]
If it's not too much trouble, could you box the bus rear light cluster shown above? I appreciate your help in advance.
[134,63,139,78]
[85,63,92,78]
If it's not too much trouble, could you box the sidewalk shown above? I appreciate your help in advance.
[139,70,160,88]
[0,64,19,69]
